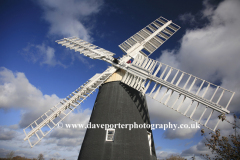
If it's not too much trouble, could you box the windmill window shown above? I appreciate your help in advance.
[147,131,152,155]
[106,129,115,141]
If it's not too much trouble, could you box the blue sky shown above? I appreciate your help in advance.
[0,0,240,159]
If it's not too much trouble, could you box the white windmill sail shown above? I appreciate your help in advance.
[119,16,180,58]
[23,67,117,147]
[56,37,115,63]
[121,54,235,131]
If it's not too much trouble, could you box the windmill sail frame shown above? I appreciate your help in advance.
[23,67,117,147]
[119,17,180,58]
[121,54,235,131]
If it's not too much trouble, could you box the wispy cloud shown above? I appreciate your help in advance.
[37,0,104,42]
[22,43,67,68]
[22,0,104,69]
[179,13,196,26]
[36,43,65,67]
[22,42,95,69]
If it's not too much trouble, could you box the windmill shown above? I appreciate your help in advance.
[23,16,235,159]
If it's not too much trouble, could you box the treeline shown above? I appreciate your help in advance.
[1,152,66,160]
[0,156,31,160]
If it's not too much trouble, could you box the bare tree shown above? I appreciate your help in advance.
[201,114,240,159]
[6,151,14,160]
[166,154,185,160]
[37,153,44,160]
[191,155,196,160]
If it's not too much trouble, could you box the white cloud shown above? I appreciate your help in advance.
[147,0,240,142]
[158,50,180,69]
[38,0,104,42]
[22,43,67,68]
[181,114,240,157]
[146,86,219,139]
[156,151,185,160]
[22,0,104,68]
[145,0,240,158]
[0,67,92,159]
[147,101,200,140]
[156,0,240,111]
[36,43,66,67]
[0,66,91,132]
[0,127,16,140]
[179,13,196,25]
[22,42,95,69]
[181,140,211,157]
[0,67,61,111]
[49,109,91,140]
